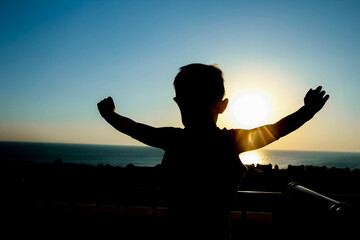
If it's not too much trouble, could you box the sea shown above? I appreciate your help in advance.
[0,141,360,170]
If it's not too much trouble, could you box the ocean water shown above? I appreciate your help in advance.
[0,141,360,170]
[0,141,164,167]
[242,150,360,170]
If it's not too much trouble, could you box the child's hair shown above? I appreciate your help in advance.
[173,63,225,106]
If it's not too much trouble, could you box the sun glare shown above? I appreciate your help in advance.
[228,91,272,129]
[239,151,262,165]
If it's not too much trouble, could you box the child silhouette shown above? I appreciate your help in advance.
[97,63,329,239]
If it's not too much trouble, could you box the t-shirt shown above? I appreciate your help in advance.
[127,120,279,239]
[159,126,248,239]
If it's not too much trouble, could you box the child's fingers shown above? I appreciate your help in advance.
[98,96,114,109]
[314,86,322,93]
[319,90,326,98]
[305,88,313,99]
[323,94,330,103]
[318,94,329,109]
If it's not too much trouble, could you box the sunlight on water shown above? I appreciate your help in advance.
[239,151,267,166]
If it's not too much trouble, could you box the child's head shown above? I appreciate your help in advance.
[173,63,228,127]
[174,63,225,104]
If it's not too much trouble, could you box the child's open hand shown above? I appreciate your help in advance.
[98,96,115,118]
[304,86,329,115]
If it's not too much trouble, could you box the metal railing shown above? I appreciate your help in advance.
[14,185,360,219]
[3,183,360,239]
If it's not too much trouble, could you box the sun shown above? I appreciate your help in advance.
[228,90,272,129]
[239,151,262,165]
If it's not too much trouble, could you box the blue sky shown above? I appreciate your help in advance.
[1,0,359,152]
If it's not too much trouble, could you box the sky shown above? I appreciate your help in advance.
[0,0,359,152]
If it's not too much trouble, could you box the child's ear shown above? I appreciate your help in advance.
[218,98,228,114]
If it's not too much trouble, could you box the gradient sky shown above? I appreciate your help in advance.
[1,0,359,152]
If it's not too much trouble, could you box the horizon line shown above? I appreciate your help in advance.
[1,140,359,154]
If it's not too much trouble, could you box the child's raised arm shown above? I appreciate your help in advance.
[234,86,329,153]
[97,97,173,149]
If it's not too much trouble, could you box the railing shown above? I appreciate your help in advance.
[2,183,360,239]
[16,189,282,218]
[13,186,360,219]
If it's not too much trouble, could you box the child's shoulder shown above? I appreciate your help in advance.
[157,126,184,138]
[220,127,247,143]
